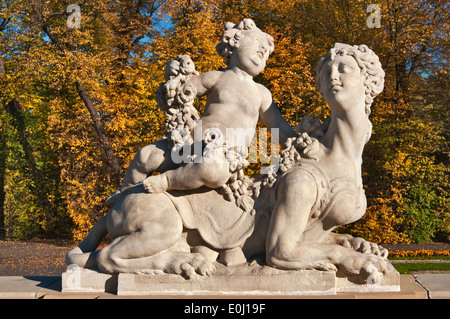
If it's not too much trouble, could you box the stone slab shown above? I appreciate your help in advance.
[335,266,401,293]
[61,265,118,293]
[0,274,432,299]
[116,262,400,296]
[336,274,426,299]
[118,270,335,296]
[397,274,428,299]
[0,276,60,299]
[60,262,402,296]
[414,274,450,299]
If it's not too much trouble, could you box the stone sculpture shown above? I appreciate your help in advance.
[66,19,395,290]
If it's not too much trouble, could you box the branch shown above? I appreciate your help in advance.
[0,57,6,76]
[76,81,122,182]
[0,18,11,32]
[31,2,67,52]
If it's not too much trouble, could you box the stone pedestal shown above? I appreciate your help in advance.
[336,269,401,293]
[117,264,336,296]
[61,261,400,296]
[61,264,118,293]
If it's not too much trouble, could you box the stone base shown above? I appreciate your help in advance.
[61,261,400,296]
[336,269,401,293]
[117,264,336,296]
[62,265,118,293]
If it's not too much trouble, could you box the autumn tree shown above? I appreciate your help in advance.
[0,0,447,243]
[284,0,449,243]
[31,0,167,240]
[1,0,167,239]
[0,1,70,237]
[227,0,449,243]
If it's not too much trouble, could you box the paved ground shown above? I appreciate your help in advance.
[0,273,448,299]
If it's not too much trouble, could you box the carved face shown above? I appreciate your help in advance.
[318,54,366,112]
[229,30,271,77]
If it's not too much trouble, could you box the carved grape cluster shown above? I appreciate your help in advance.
[156,55,200,145]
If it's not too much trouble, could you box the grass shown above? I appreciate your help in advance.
[392,262,450,274]
[388,254,450,274]
[388,256,450,261]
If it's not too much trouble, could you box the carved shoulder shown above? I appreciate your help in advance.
[257,84,273,109]
[190,70,223,97]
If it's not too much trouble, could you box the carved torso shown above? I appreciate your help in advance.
[275,160,366,233]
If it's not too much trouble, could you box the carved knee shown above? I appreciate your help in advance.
[96,247,117,274]
[200,161,231,188]
[136,144,160,172]
[97,246,131,274]
[266,241,295,266]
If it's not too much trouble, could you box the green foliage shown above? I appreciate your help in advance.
[402,185,445,243]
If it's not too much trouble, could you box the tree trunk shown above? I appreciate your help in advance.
[0,126,6,231]
[75,81,122,183]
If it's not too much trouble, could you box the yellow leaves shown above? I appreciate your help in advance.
[344,202,410,244]
[1,0,447,242]
[259,27,325,125]
[71,212,93,242]
[389,249,450,258]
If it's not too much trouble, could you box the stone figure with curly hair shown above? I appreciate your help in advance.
[242,43,391,277]
[105,18,294,204]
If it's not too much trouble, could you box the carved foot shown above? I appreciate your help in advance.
[340,236,388,258]
[143,174,168,193]
[167,252,217,278]
[337,252,391,277]
[137,252,216,279]
[350,237,388,258]
[329,234,388,258]
[192,245,219,263]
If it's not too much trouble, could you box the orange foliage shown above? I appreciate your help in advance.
[0,0,447,244]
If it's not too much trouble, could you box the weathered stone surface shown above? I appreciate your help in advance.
[336,265,401,293]
[61,265,117,293]
[61,261,402,296]
[117,263,336,296]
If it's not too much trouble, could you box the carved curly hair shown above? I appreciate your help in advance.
[216,18,275,65]
[316,43,385,115]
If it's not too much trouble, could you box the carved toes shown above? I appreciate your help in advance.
[143,175,169,194]
[178,253,216,278]
[143,177,156,193]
